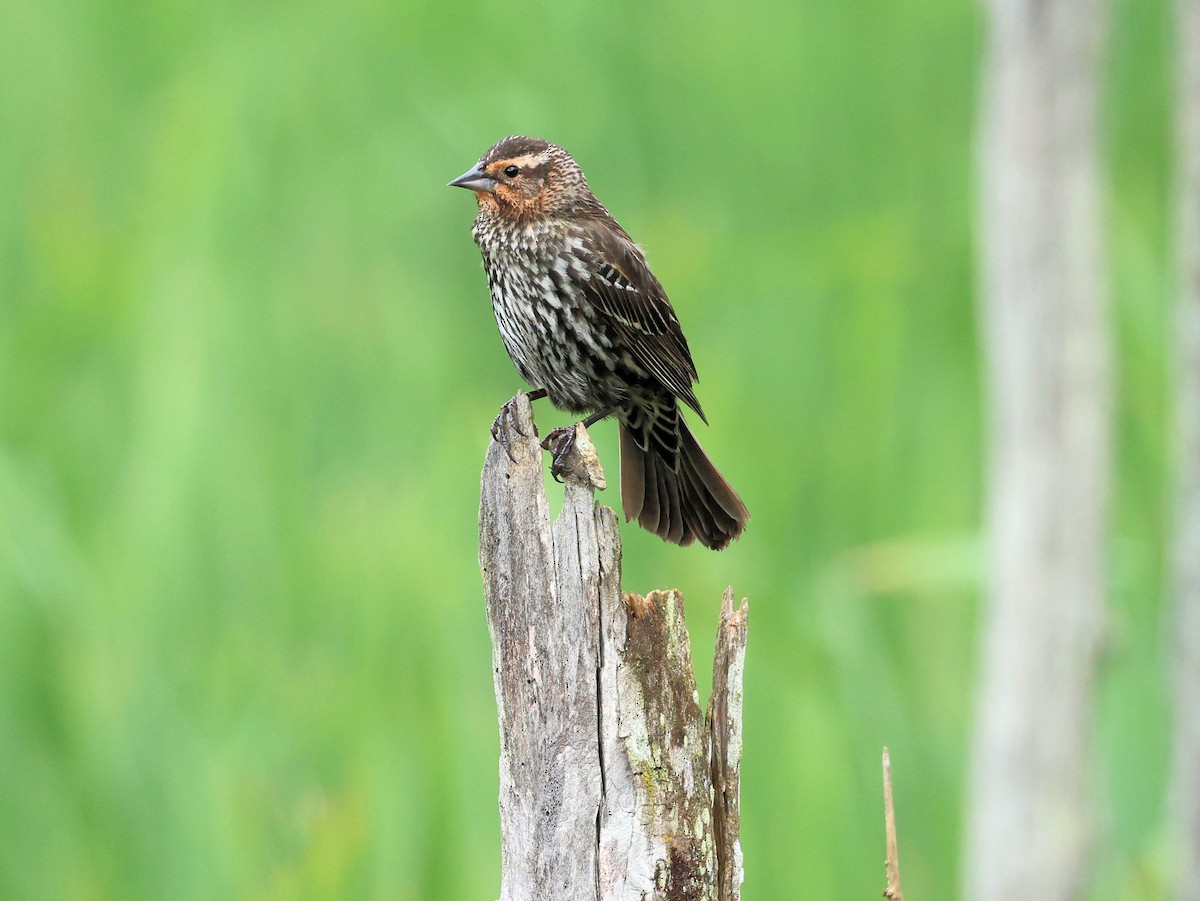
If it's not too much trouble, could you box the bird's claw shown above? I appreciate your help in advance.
[491,400,521,463]
[491,396,541,463]
[541,426,577,482]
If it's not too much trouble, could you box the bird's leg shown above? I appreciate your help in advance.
[491,388,549,462]
[581,407,614,429]
[541,407,616,481]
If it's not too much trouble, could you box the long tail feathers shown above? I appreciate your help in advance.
[619,417,749,550]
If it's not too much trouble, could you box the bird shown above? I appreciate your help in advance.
[449,135,748,550]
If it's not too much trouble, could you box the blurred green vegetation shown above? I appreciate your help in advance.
[0,0,1175,897]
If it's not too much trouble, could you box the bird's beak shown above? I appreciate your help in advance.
[448,164,497,193]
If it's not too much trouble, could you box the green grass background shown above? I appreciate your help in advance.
[0,0,1176,897]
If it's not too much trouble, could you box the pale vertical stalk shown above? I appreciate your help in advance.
[965,1,1111,898]
[1170,0,1200,896]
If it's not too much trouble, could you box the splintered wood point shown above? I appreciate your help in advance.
[565,423,606,490]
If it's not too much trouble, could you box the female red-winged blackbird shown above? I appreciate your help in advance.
[450,135,748,550]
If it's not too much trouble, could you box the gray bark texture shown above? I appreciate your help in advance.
[965,1,1111,899]
[1171,0,1200,896]
[479,394,748,901]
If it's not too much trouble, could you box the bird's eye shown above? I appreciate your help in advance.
[504,165,520,178]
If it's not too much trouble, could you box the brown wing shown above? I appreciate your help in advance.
[571,218,707,421]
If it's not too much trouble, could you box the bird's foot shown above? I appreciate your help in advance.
[491,397,537,462]
[540,426,577,482]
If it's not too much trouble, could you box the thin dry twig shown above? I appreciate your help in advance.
[883,747,904,901]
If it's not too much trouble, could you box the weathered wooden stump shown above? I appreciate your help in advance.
[479,393,747,901]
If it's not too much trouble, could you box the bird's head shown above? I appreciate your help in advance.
[449,136,589,220]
